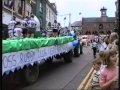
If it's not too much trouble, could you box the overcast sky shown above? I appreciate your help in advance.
[49,0,116,27]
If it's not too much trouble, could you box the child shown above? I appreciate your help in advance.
[98,51,107,70]
[99,50,118,90]
[91,59,102,90]
[92,40,98,58]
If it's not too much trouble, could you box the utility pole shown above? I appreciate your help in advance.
[58,13,71,28]
[69,13,71,30]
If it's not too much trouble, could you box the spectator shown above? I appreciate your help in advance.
[52,29,59,37]
[99,50,118,90]
[13,21,23,38]
[21,16,28,27]
[41,30,47,37]
[21,16,29,38]
[27,15,36,28]
[106,32,118,51]
[98,51,107,70]
[115,39,119,66]
[27,15,36,38]
[99,36,109,52]
[92,40,98,58]
[8,16,16,38]
[91,59,102,90]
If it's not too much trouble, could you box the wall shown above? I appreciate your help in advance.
[82,21,115,35]
[25,2,32,17]
[46,3,57,28]
[2,11,22,25]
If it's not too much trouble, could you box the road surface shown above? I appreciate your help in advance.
[2,46,94,90]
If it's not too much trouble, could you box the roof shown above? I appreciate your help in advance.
[71,21,82,27]
[46,0,57,14]
[100,6,107,11]
[51,3,56,7]
[82,17,115,22]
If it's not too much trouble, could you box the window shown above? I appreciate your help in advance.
[27,11,30,16]
[39,2,42,12]
[4,0,15,9]
[4,0,10,7]
[102,11,105,15]
[99,24,103,29]
[26,4,31,16]
[49,10,50,19]
[18,1,22,15]
[46,7,48,19]
[48,22,51,27]
[40,19,42,28]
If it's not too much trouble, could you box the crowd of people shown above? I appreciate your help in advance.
[3,13,79,40]
[3,15,66,39]
[3,15,37,39]
[90,32,119,90]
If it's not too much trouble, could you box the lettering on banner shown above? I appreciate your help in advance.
[58,46,61,53]
[2,43,70,74]
[51,47,55,55]
[54,46,57,55]
[64,45,67,51]
[3,54,17,68]
[37,48,47,59]
[37,49,43,59]
[20,51,35,64]
[54,46,57,54]
[59,45,64,53]
[46,47,50,57]
[51,47,55,56]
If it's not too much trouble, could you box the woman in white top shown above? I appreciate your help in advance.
[106,32,118,51]
[99,36,109,52]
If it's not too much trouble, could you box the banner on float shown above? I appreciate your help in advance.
[2,42,74,75]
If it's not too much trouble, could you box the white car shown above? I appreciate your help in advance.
[80,35,90,46]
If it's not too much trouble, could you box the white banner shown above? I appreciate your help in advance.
[2,43,73,75]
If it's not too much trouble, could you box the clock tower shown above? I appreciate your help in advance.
[100,7,107,21]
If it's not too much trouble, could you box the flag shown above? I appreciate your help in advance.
[79,12,81,15]
[64,17,66,20]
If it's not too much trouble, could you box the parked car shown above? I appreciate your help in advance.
[79,35,90,46]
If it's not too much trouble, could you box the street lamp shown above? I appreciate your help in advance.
[79,12,82,21]
[79,12,82,34]
[58,13,71,29]
[69,13,71,30]
[63,17,66,27]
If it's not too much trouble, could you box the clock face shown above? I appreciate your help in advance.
[102,12,105,14]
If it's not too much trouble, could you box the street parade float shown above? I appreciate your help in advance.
[2,36,81,84]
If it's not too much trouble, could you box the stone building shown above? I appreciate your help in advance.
[34,0,57,29]
[71,21,82,35]
[2,0,39,39]
[3,0,36,25]
[46,1,57,29]
[82,7,116,35]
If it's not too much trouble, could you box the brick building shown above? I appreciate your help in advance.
[82,7,116,35]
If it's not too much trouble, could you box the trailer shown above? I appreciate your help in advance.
[2,36,81,84]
